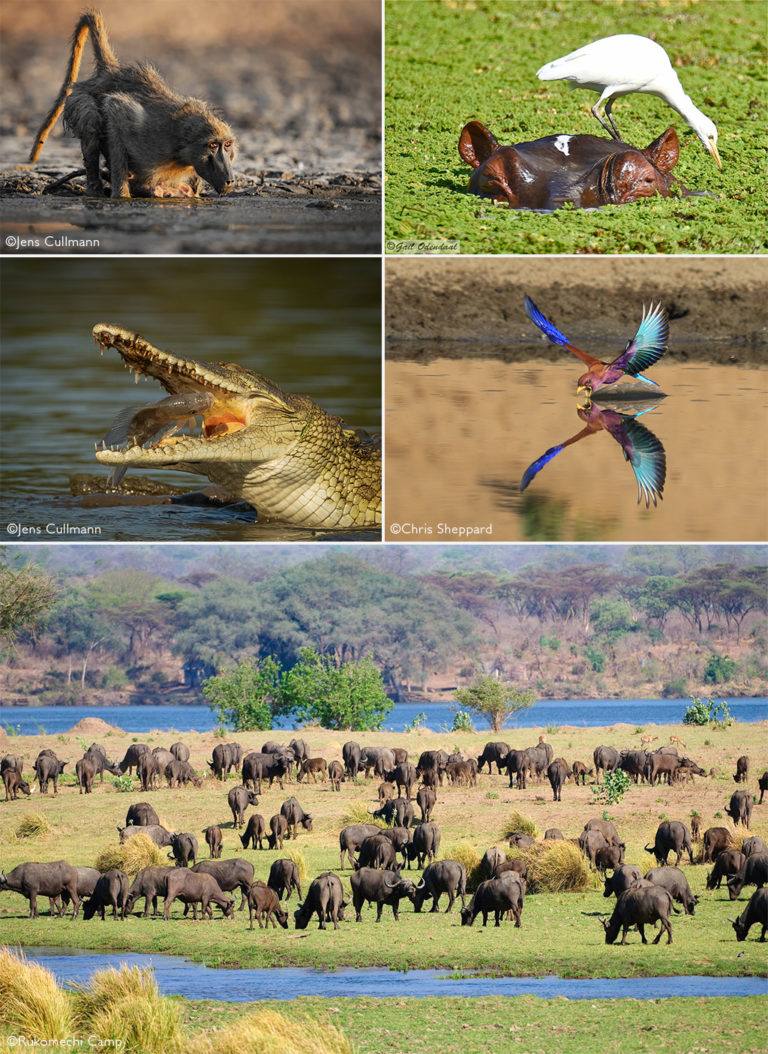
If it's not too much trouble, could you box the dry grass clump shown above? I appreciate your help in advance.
[94,832,164,876]
[282,846,309,881]
[187,1010,355,1054]
[500,810,539,840]
[71,965,182,1054]
[15,812,52,839]
[0,946,72,1039]
[446,842,483,892]
[341,803,386,827]
[520,840,597,893]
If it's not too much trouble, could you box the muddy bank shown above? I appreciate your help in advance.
[386,258,768,362]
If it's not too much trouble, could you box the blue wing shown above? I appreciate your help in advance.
[605,414,667,507]
[611,302,669,379]
[524,295,572,347]
[520,444,565,491]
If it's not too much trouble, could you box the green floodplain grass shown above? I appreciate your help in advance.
[384,0,768,254]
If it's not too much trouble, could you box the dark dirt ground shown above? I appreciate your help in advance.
[0,0,381,254]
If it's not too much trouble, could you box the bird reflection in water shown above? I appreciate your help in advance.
[520,399,667,508]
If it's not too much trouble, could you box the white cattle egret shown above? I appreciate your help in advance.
[537,34,721,168]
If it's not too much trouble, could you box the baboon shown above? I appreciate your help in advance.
[29,10,236,199]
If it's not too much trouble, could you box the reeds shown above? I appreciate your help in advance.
[187,1010,355,1054]
[0,946,72,1039]
[341,803,386,827]
[15,812,52,839]
[71,965,182,1053]
[282,846,309,881]
[520,840,597,893]
[445,841,483,892]
[94,831,164,875]
[500,810,539,840]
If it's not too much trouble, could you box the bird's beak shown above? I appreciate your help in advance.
[708,136,722,170]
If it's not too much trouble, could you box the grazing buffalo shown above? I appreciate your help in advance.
[350,867,415,922]
[60,866,101,911]
[495,858,528,882]
[413,860,467,913]
[377,781,396,803]
[328,760,344,791]
[477,742,511,775]
[165,760,202,788]
[126,802,159,828]
[82,870,128,921]
[294,872,347,930]
[34,750,67,795]
[459,121,689,210]
[192,859,254,911]
[280,797,313,839]
[339,824,381,869]
[204,825,223,858]
[413,822,441,868]
[734,755,749,783]
[124,866,174,917]
[208,742,243,781]
[544,829,564,841]
[506,749,528,789]
[390,761,419,798]
[726,790,753,828]
[690,815,701,842]
[706,850,746,891]
[77,751,119,792]
[619,750,648,783]
[461,873,524,928]
[242,752,290,793]
[742,837,768,858]
[595,844,626,874]
[524,744,551,782]
[267,859,302,902]
[645,866,698,915]
[571,761,592,786]
[297,758,327,784]
[370,797,414,829]
[726,853,768,901]
[446,760,477,787]
[416,785,436,823]
[289,738,309,762]
[268,814,288,850]
[579,829,609,868]
[547,758,569,801]
[508,832,535,850]
[247,881,289,930]
[603,864,644,899]
[677,757,707,782]
[342,741,362,779]
[118,823,172,847]
[0,860,80,918]
[644,821,693,867]
[117,743,149,775]
[170,741,190,763]
[602,885,674,944]
[702,827,732,863]
[1,754,23,775]
[360,747,396,780]
[593,746,621,784]
[169,832,198,868]
[239,813,267,850]
[228,785,259,829]
[583,818,622,845]
[356,833,400,872]
[390,747,409,765]
[645,753,681,786]
[163,870,234,921]
[2,768,31,801]
[482,847,505,879]
[137,752,160,792]
[152,747,175,773]
[758,771,768,805]
[729,887,768,942]
[379,826,414,869]
[416,750,448,786]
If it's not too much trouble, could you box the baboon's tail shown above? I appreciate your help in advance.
[29,11,119,162]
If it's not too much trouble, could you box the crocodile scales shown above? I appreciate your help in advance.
[93,323,381,529]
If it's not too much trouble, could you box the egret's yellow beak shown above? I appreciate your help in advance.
[709,136,722,170]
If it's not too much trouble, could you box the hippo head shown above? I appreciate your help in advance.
[595,128,679,206]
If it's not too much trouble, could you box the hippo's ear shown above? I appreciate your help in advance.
[644,127,679,173]
[459,121,500,168]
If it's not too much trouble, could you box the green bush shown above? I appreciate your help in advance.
[703,654,737,684]
[683,697,733,727]
[592,769,631,805]
[584,644,605,673]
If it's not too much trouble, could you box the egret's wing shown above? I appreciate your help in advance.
[524,295,601,367]
[604,413,666,507]
[520,426,593,492]
[610,302,668,379]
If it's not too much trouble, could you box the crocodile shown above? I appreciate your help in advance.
[92,323,381,529]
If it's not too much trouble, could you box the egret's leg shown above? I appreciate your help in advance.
[591,102,619,140]
[604,99,623,141]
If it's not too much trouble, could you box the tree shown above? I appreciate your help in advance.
[0,560,58,644]
[454,676,536,732]
[203,657,285,731]
[281,648,393,731]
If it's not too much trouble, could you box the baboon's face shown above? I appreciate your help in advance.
[195,137,236,194]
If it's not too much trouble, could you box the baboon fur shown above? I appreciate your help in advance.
[30,10,236,198]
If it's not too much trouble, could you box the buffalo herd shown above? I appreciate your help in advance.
[1,736,766,945]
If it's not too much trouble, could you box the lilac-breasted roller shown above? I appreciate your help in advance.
[520,402,666,507]
[524,295,669,396]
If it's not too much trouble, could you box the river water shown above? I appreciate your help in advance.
[19,948,768,1002]
[2,698,766,736]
